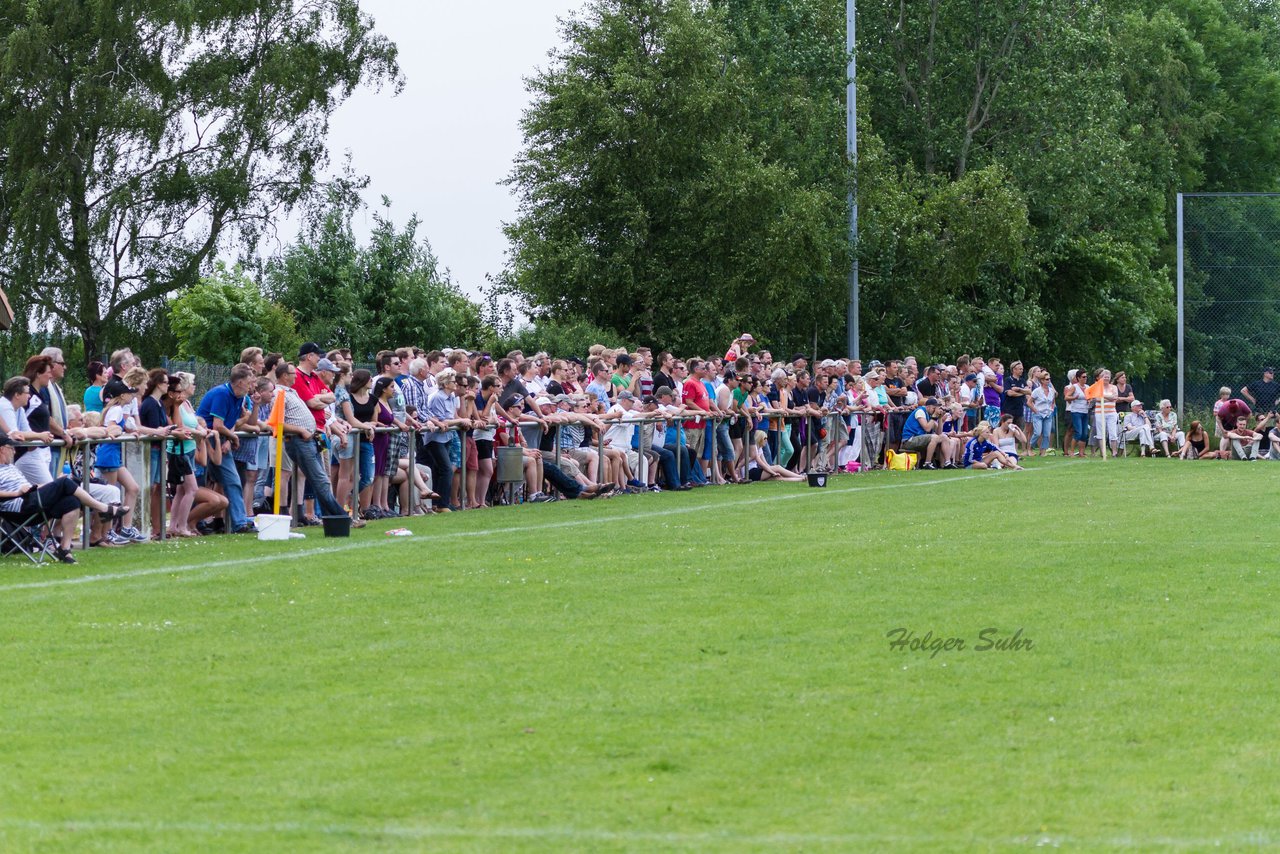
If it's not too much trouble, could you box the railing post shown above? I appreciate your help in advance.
[350,430,361,515]
[406,427,418,514]
[458,425,467,512]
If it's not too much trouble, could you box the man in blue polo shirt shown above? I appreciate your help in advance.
[197,363,256,533]
[900,397,947,469]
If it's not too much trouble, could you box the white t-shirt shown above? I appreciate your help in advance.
[604,404,641,449]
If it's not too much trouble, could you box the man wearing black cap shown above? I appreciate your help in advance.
[295,343,335,432]
[1243,367,1280,415]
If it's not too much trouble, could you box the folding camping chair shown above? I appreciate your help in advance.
[0,503,56,566]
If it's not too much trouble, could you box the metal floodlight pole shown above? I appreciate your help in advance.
[846,0,859,360]
[1176,192,1185,420]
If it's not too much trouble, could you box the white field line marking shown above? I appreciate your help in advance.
[0,465,1077,594]
[0,817,1272,848]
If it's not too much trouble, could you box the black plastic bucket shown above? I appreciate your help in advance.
[321,515,351,537]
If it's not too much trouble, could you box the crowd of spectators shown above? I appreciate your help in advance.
[3,336,1277,562]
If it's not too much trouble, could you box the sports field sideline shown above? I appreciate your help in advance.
[2,458,1278,851]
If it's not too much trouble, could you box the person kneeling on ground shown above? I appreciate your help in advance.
[0,433,126,563]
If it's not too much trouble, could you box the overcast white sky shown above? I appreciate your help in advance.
[312,0,586,300]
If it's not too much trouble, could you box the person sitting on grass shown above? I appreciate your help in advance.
[1178,420,1212,460]
[1225,415,1261,460]
[991,414,1026,465]
[0,432,127,564]
[961,423,1023,470]
[1154,400,1184,457]
[746,431,805,482]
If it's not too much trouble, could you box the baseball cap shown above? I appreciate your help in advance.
[964,373,978,382]
[316,357,339,372]
[103,378,135,398]
[298,342,323,357]
[535,396,554,407]
[868,359,884,369]
[819,359,836,368]
[641,394,657,405]
[790,353,808,363]
[553,393,573,404]
[925,397,940,407]
[617,390,636,401]
[655,386,674,398]
[1265,367,1276,374]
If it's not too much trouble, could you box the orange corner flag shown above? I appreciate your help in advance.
[267,388,287,432]
[1085,379,1107,400]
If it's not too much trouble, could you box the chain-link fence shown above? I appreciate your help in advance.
[1178,193,1280,414]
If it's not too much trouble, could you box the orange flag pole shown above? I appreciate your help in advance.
[268,389,287,516]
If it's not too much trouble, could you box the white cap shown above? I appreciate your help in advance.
[535,396,553,407]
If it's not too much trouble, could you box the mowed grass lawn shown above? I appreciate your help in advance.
[2,458,1279,851]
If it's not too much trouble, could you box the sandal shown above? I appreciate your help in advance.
[98,503,127,522]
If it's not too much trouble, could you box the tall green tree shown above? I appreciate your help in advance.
[263,191,488,358]
[169,263,300,364]
[0,0,401,358]
[503,0,849,356]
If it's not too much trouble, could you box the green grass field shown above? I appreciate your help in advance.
[2,458,1278,851]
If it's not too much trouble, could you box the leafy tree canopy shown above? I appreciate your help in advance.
[169,263,300,364]
[0,0,401,359]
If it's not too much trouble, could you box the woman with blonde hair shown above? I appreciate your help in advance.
[747,431,804,482]
[95,377,144,543]
[962,423,1023,470]
[1155,399,1184,457]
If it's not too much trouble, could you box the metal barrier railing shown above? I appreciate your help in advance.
[4,401,1080,551]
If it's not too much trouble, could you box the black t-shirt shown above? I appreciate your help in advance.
[28,386,52,432]
[1247,379,1280,412]
[140,396,168,429]
[1116,383,1133,413]
[916,378,938,399]
[500,377,529,411]
[1001,375,1027,415]
[884,377,906,402]
[350,392,377,424]
[653,371,674,395]
[545,380,564,397]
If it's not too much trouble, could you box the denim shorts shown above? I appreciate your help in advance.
[1070,411,1091,441]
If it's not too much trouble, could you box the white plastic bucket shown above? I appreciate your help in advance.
[254,514,292,541]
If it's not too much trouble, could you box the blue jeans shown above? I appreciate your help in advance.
[357,435,375,492]
[1031,413,1053,451]
[1070,411,1090,444]
[715,423,733,463]
[209,450,247,529]
[284,436,346,518]
[652,445,680,488]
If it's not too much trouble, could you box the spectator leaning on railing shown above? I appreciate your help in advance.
[195,363,257,534]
